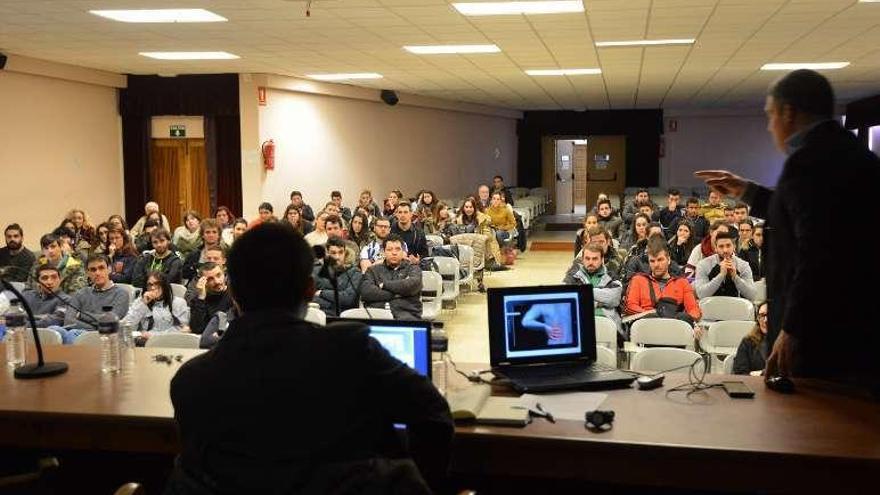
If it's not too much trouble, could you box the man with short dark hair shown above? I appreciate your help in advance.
[134,218,160,253]
[595,199,623,238]
[330,190,352,222]
[0,224,35,282]
[622,189,658,227]
[63,254,130,335]
[734,202,750,224]
[168,223,451,493]
[132,228,183,289]
[31,233,87,294]
[625,242,701,322]
[693,231,756,300]
[182,219,227,281]
[324,214,345,241]
[696,69,880,385]
[184,246,225,304]
[671,197,709,242]
[290,190,315,222]
[391,203,429,263]
[360,217,398,272]
[491,175,515,206]
[189,261,233,334]
[737,219,762,280]
[20,265,70,327]
[313,237,363,316]
[583,226,623,280]
[723,205,739,240]
[362,234,423,320]
[563,243,623,335]
[656,189,683,238]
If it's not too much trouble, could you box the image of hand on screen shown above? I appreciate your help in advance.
[521,303,573,346]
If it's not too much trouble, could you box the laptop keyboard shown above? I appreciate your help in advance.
[501,363,634,392]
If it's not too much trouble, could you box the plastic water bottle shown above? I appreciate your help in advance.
[431,328,449,396]
[97,306,120,373]
[4,300,27,369]
[119,322,136,370]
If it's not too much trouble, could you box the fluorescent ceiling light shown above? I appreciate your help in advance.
[760,62,850,71]
[858,1,880,3]
[139,51,240,60]
[90,9,227,23]
[404,44,501,54]
[595,39,695,47]
[307,73,383,81]
[453,1,584,16]
[525,68,601,76]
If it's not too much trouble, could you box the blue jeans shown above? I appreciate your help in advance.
[48,325,88,345]
[495,230,512,246]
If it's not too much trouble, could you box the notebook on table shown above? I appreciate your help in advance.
[487,285,636,393]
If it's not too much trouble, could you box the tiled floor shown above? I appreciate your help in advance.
[441,226,575,364]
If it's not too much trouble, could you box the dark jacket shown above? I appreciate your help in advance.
[671,215,709,243]
[133,251,183,289]
[312,263,363,316]
[361,261,423,320]
[391,224,429,260]
[743,120,880,381]
[0,247,36,282]
[167,311,452,494]
[738,243,762,281]
[109,253,138,284]
[189,290,233,334]
[733,336,767,375]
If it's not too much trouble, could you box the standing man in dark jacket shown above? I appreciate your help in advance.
[697,69,880,392]
[167,224,451,494]
[362,235,423,320]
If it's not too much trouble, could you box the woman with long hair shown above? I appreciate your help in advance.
[619,213,650,252]
[215,206,235,230]
[304,211,330,247]
[573,213,600,256]
[66,208,96,247]
[415,190,439,223]
[347,212,372,249]
[282,204,314,235]
[455,196,506,273]
[121,271,190,339]
[173,210,203,259]
[93,222,111,254]
[58,218,90,260]
[733,302,768,375]
[107,214,129,233]
[107,227,139,284]
[668,219,696,266]
[424,202,456,243]
[230,218,249,245]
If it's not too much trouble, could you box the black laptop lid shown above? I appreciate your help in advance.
[487,285,597,367]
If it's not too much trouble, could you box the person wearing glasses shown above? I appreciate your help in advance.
[359,217,399,272]
[733,302,769,375]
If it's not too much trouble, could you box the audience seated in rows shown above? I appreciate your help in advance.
[361,234,423,320]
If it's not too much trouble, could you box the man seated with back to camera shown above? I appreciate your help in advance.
[361,234,423,320]
[55,254,130,344]
[312,237,363,316]
[188,261,233,335]
[563,242,624,337]
[694,231,757,301]
[132,228,183,289]
[625,241,702,323]
[166,223,452,494]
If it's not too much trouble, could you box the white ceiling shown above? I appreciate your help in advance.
[1,0,879,110]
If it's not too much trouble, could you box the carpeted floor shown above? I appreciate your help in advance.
[529,241,575,252]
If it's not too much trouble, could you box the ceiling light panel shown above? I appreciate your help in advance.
[90,9,227,23]
[453,1,585,16]
[403,44,501,54]
[760,62,850,70]
[139,52,239,60]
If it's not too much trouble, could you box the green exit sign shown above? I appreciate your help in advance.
[170,125,186,138]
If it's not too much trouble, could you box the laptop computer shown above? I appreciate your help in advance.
[326,317,431,379]
[487,285,636,393]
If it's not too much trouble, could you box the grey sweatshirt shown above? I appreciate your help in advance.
[64,284,130,329]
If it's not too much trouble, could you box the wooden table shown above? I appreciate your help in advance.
[2,345,879,493]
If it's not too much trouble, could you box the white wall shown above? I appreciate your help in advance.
[660,111,786,191]
[240,77,519,218]
[0,65,124,248]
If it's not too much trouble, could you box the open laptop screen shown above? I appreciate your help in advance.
[488,285,596,366]
[326,317,431,378]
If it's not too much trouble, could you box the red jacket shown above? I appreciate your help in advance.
[625,273,702,321]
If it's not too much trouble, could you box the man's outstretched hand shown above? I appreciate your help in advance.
[694,170,748,198]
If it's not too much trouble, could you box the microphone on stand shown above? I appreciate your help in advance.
[0,267,68,379]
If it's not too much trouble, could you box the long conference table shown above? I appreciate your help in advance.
[1,345,879,493]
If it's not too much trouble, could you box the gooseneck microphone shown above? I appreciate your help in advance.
[0,268,69,379]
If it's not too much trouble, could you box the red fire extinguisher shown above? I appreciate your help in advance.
[261,139,275,170]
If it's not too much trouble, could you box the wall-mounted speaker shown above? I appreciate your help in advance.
[380,89,399,106]
[0,53,7,70]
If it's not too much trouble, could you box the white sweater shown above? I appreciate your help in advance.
[122,296,190,333]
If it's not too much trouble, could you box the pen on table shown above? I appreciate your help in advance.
[535,402,555,423]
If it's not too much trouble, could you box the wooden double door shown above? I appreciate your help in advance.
[150,139,210,229]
